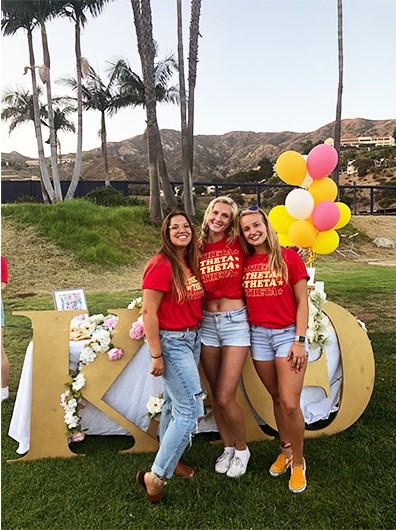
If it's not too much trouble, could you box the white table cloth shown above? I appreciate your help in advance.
[9,327,341,455]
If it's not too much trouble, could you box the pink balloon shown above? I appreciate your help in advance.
[312,201,340,231]
[307,144,339,180]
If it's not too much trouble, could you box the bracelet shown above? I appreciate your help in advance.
[150,353,163,359]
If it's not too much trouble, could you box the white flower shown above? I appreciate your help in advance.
[89,314,105,323]
[72,373,86,392]
[128,297,143,310]
[147,395,164,416]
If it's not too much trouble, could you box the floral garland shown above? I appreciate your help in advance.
[307,289,332,351]
[60,313,123,440]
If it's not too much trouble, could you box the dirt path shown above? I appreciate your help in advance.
[2,215,396,298]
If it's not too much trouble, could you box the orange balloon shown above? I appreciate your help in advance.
[308,177,338,204]
[288,220,317,248]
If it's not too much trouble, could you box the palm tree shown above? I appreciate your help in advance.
[1,0,55,202]
[34,0,64,201]
[176,0,193,216]
[63,66,125,187]
[333,0,343,186]
[187,0,201,184]
[58,0,111,199]
[109,53,178,210]
[131,0,174,221]
[176,0,202,216]
[1,86,47,132]
[43,102,76,166]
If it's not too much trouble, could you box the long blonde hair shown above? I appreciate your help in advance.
[200,196,239,248]
[239,208,288,282]
[160,211,201,303]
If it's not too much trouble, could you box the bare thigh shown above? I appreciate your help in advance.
[216,346,249,400]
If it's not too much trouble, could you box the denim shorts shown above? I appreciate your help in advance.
[1,299,4,327]
[250,324,307,361]
[201,307,251,348]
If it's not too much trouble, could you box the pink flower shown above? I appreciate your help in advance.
[68,432,85,443]
[107,347,124,361]
[129,321,145,340]
[104,316,118,330]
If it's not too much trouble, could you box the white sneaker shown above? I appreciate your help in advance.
[1,386,9,402]
[226,452,250,478]
[215,450,234,474]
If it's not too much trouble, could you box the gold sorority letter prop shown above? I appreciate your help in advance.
[9,309,158,463]
[242,301,375,438]
[9,310,87,462]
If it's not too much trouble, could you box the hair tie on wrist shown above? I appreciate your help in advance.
[151,353,163,359]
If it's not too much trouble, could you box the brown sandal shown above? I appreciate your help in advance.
[136,471,164,504]
[174,462,195,479]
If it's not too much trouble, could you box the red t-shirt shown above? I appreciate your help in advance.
[200,237,245,300]
[142,253,204,330]
[242,248,309,329]
[1,257,8,284]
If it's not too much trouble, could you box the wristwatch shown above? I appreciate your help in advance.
[294,335,306,343]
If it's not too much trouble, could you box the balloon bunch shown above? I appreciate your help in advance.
[268,145,351,258]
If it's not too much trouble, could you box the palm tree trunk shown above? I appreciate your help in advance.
[40,22,63,201]
[187,0,201,180]
[155,128,176,209]
[101,111,110,187]
[27,28,55,203]
[66,17,83,200]
[333,0,343,186]
[131,0,163,221]
[176,0,194,216]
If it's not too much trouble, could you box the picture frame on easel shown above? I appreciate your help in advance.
[53,288,87,311]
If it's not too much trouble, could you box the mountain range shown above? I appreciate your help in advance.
[2,117,395,182]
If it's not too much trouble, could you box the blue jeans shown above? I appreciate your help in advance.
[152,329,204,479]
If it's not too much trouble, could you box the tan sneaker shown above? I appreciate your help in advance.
[289,459,307,493]
[269,452,292,477]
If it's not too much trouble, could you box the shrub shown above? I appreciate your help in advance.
[85,186,127,207]
[128,184,150,196]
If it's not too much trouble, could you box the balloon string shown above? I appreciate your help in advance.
[307,248,316,268]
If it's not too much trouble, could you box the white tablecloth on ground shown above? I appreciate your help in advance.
[9,328,341,455]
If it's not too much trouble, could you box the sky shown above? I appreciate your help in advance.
[1,0,395,158]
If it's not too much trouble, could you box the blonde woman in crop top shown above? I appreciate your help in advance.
[199,196,251,478]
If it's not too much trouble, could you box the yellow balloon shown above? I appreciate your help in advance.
[288,220,317,248]
[308,177,338,204]
[278,233,292,247]
[268,205,295,233]
[313,230,340,254]
[334,202,351,229]
[275,151,306,186]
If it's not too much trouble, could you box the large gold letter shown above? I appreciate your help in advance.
[9,310,86,462]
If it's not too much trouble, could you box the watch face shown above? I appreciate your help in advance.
[298,336,306,343]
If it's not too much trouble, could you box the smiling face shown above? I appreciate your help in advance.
[168,214,193,249]
[239,212,268,251]
[207,201,233,236]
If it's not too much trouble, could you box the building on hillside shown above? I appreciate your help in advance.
[25,160,40,167]
[325,136,395,148]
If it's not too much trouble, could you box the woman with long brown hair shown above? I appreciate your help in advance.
[137,211,204,503]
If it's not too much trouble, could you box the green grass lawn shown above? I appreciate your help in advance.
[2,262,396,529]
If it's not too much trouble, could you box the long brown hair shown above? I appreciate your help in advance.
[239,208,288,282]
[160,211,201,302]
[200,196,239,248]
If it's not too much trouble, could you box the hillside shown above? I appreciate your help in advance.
[2,118,395,183]
[2,201,395,298]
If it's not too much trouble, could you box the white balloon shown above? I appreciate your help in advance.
[285,189,314,220]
